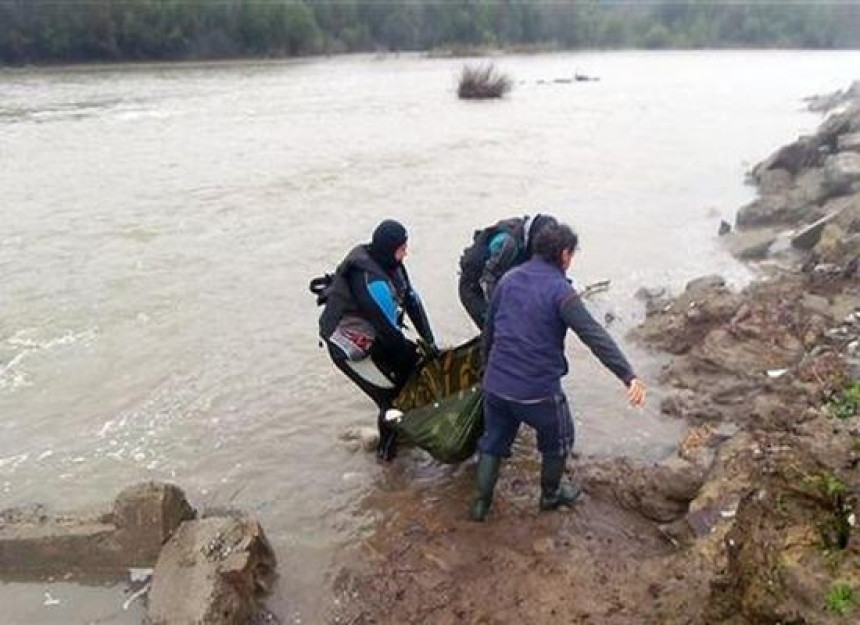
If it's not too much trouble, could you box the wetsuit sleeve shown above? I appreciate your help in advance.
[347,269,415,356]
[404,288,436,347]
[559,291,636,386]
[480,233,520,303]
[396,265,435,347]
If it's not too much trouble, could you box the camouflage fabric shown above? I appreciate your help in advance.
[393,337,482,411]
[391,337,484,464]
[393,387,483,464]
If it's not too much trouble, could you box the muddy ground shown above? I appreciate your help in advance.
[329,90,860,624]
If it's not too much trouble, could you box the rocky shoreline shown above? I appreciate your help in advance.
[330,86,860,624]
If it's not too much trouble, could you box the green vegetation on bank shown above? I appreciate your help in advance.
[827,381,860,420]
[825,582,857,616]
[2,0,860,65]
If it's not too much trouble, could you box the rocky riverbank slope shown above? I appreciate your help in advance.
[330,86,860,625]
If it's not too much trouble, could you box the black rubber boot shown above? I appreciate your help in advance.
[469,454,501,522]
[376,408,398,462]
[539,455,582,511]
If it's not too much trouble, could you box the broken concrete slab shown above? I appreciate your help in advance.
[1,483,279,625]
[147,515,277,625]
[113,482,196,567]
[0,482,195,580]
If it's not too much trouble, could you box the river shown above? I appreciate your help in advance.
[2,50,859,623]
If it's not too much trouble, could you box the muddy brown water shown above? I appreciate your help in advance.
[2,50,860,623]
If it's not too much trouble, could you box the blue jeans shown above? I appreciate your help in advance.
[478,391,575,459]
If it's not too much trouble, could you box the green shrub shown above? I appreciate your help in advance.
[457,63,511,100]
[825,582,857,616]
[827,382,860,420]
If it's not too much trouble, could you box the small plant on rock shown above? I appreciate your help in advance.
[826,381,860,420]
[825,582,857,616]
[457,63,512,100]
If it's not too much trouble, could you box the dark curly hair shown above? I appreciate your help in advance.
[533,223,579,267]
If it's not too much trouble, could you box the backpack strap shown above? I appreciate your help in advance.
[308,273,334,306]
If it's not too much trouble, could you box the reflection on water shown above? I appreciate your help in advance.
[2,50,860,621]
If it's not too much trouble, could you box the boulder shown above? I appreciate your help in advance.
[147,516,277,625]
[736,196,785,229]
[635,286,671,317]
[819,107,857,143]
[718,220,732,236]
[340,426,379,452]
[580,457,706,524]
[791,211,841,250]
[756,168,792,195]
[787,167,829,208]
[838,131,860,153]
[824,152,860,195]
[685,275,726,295]
[725,230,776,260]
[113,482,196,566]
[826,195,860,232]
[751,136,823,179]
[812,223,848,264]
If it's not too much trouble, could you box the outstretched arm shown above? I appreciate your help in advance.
[561,291,646,406]
[559,291,635,385]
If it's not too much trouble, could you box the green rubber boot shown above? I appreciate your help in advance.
[469,454,502,522]
[539,455,582,511]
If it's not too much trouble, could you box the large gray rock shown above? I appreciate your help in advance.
[751,136,824,179]
[789,167,829,207]
[838,132,860,153]
[757,168,792,195]
[824,152,860,194]
[685,275,726,295]
[820,194,860,232]
[725,230,777,260]
[147,516,277,625]
[736,196,788,229]
[791,212,841,251]
[737,167,828,229]
[813,224,849,264]
[635,286,671,317]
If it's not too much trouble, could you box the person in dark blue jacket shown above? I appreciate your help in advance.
[318,220,437,461]
[470,222,646,521]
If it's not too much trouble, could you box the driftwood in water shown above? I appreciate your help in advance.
[579,279,610,300]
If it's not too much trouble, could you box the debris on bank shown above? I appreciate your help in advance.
[0,482,277,625]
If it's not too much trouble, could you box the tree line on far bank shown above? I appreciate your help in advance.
[2,0,859,66]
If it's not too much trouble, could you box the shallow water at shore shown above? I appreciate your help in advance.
[3,50,860,621]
